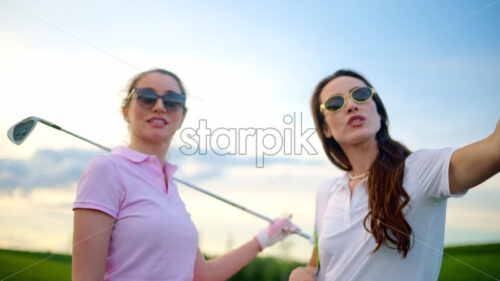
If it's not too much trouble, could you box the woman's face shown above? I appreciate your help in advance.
[319,76,381,147]
[123,72,185,148]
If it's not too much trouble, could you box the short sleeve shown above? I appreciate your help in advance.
[73,155,123,218]
[405,148,461,200]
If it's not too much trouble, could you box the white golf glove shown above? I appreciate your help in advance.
[255,215,299,251]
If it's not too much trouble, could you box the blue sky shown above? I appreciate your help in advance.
[0,0,499,264]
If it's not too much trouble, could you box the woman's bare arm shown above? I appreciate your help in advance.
[289,248,317,281]
[72,209,115,281]
[193,238,261,281]
[449,119,500,194]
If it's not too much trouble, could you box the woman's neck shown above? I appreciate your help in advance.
[128,139,170,167]
[341,138,379,176]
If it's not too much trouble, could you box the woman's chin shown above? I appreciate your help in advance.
[137,133,172,147]
[338,132,377,147]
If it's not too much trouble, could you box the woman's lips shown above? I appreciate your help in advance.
[147,117,168,128]
[348,115,366,127]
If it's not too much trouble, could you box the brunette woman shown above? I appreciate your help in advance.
[290,69,499,281]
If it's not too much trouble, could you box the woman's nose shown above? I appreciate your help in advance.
[345,96,358,113]
[152,98,166,113]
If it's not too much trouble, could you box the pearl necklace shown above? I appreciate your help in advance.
[349,171,368,180]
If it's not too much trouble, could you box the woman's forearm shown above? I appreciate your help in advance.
[205,238,261,281]
[194,217,297,281]
[449,119,500,194]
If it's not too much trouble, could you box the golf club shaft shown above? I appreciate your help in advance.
[173,177,311,239]
[34,119,311,240]
[39,119,112,153]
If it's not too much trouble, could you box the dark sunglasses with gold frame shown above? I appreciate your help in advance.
[320,87,376,113]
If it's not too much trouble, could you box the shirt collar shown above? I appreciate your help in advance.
[333,172,368,190]
[338,172,350,187]
[163,161,178,180]
[112,146,149,163]
[112,146,178,178]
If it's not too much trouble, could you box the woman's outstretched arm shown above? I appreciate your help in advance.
[449,119,500,194]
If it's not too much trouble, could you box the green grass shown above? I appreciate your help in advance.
[0,249,71,281]
[438,243,500,281]
[0,244,499,281]
[228,257,302,281]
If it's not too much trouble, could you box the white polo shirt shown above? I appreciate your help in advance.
[315,148,462,281]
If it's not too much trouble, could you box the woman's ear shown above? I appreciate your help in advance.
[178,112,186,129]
[122,106,129,123]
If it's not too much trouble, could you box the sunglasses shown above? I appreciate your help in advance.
[320,87,376,113]
[133,88,186,113]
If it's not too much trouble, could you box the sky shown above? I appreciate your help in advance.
[0,0,499,267]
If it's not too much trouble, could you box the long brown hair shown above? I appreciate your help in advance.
[311,69,413,257]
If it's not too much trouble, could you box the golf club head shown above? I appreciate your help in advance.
[7,116,40,145]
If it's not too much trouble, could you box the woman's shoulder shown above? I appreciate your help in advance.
[405,147,455,168]
[84,153,122,173]
[319,176,344,186]
[317,175,347,194]
[403,148,457,199]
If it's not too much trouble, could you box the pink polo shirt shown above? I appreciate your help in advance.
[73,146,198,281]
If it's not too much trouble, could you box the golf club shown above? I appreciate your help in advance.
[7,116,311,240]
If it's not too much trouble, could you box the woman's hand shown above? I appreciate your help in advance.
[195,215,299,281]
[289,265,317,281]
[193,216,300,281]
[255,215,299,250]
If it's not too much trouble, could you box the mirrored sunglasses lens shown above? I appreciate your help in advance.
[325,96,344,111]
[161,93,185,112]
[162,92,186,104]
[163,101,184,112]
[135,89,158,107]
[352,88,372,102]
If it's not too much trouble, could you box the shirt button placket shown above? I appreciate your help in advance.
[148,157,163,186]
